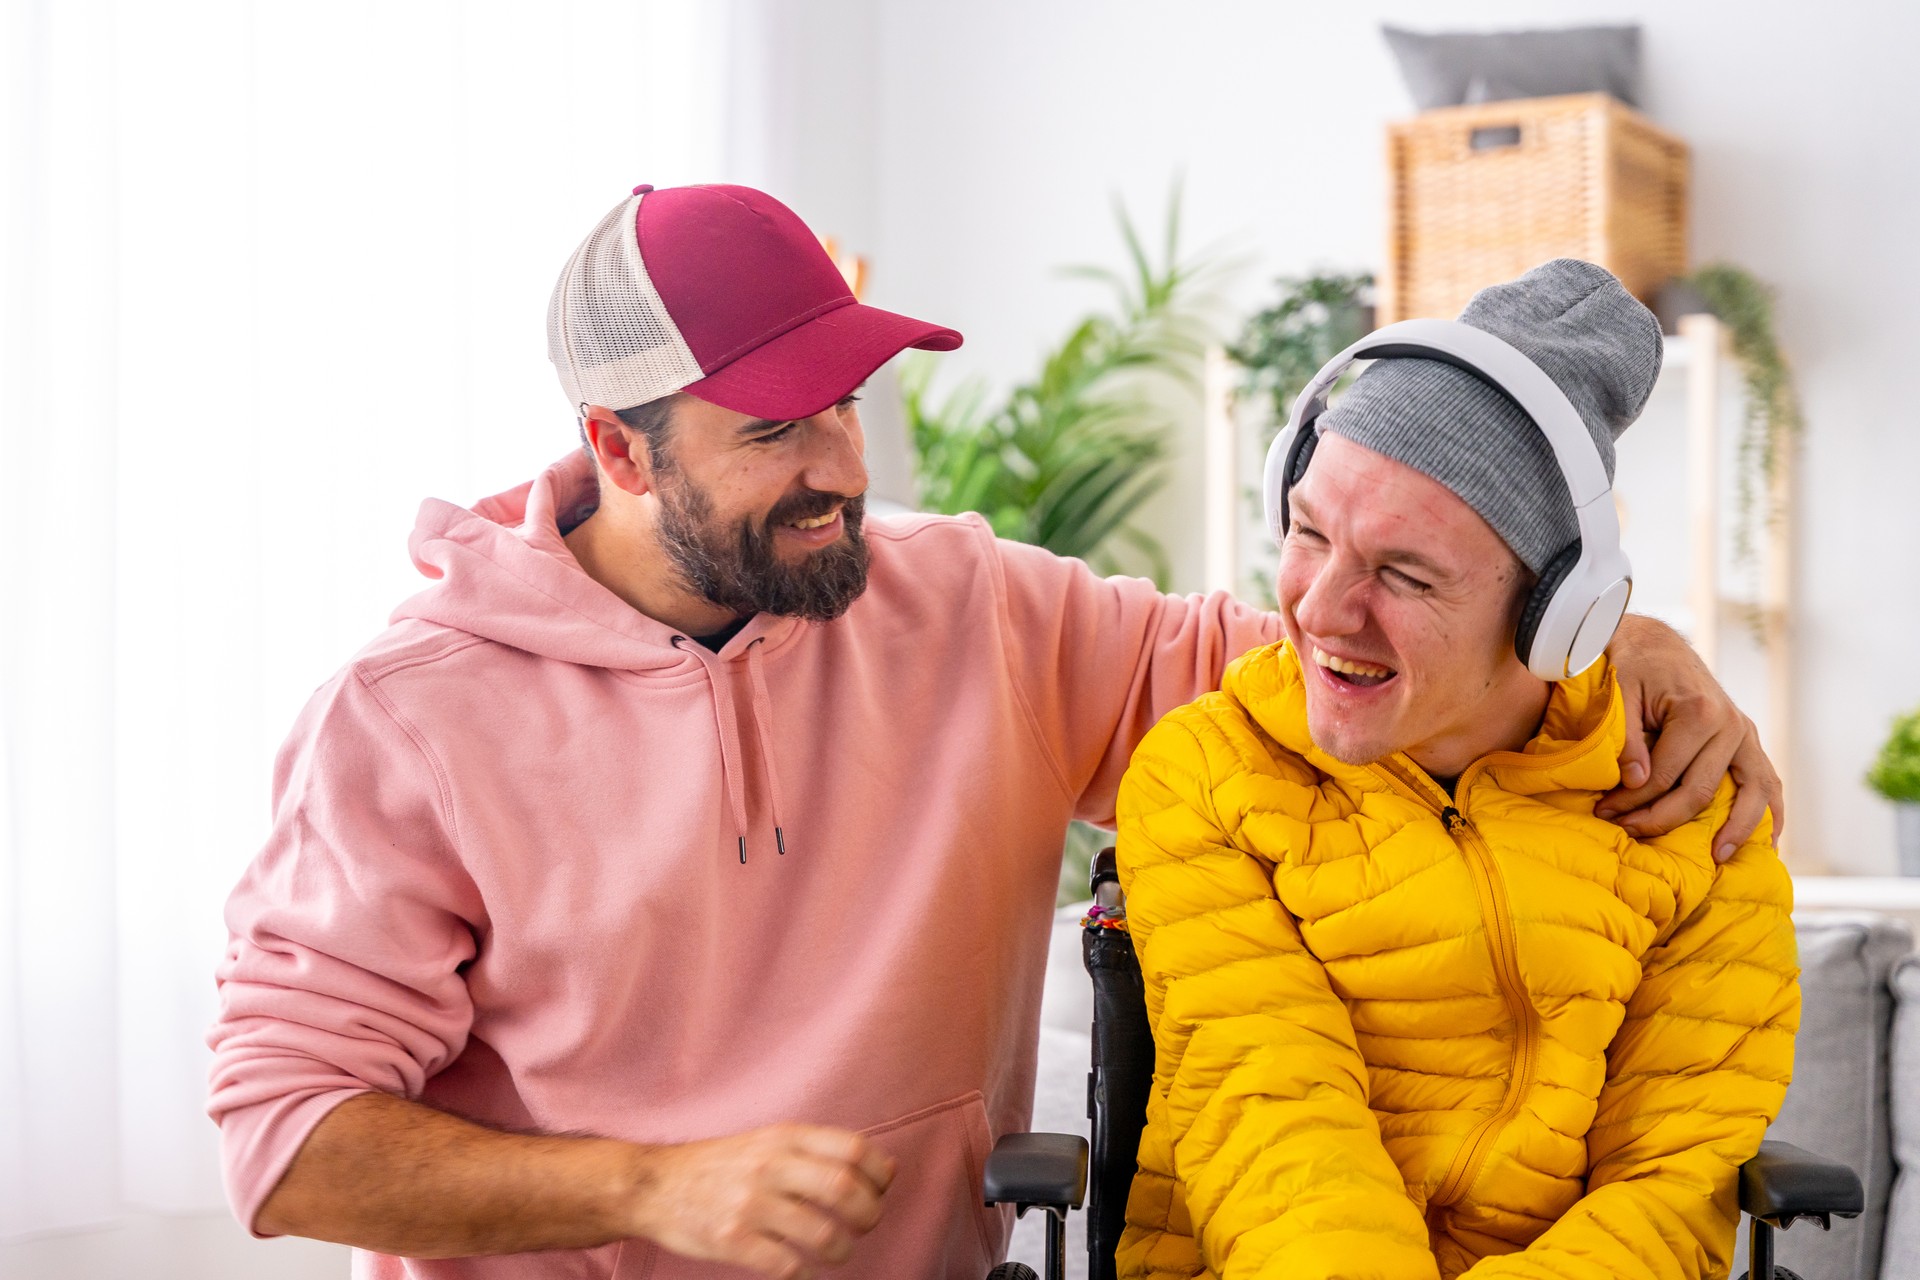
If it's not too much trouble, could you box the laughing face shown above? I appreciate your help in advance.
[1276,431,1549,778]
[646,391,873,623]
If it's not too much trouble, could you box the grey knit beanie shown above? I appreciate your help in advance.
[1319,258,1662,574]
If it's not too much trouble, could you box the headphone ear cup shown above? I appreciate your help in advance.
[1514,540,1583,669]
[1276,425,1321,534]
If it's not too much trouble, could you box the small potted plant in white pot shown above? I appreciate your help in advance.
[1869,707,1920,874]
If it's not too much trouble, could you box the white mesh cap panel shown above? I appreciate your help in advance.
[546,193,704,413]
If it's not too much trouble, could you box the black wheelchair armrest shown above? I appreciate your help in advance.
[1738,1140,1865,1229]
[983,1132,1089,1212]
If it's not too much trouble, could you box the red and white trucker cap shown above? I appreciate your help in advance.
[547,183,963,421]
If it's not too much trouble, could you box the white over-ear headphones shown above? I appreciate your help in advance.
[1263,318,1632,682]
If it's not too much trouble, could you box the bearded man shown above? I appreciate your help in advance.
[1116,261,1797,1280]
[210,188,1784,1280]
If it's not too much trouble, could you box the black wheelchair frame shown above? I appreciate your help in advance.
[983,850,1864,1280]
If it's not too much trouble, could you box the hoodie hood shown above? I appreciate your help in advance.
[394,450,799,671]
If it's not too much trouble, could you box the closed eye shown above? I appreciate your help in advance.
[1384,565,1431,591]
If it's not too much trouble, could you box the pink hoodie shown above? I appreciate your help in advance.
[209,452,1279,1279]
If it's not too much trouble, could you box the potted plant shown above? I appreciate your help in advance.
[1869,706,1920,874]
[905,186,1229,900]
[905,185,1227,583]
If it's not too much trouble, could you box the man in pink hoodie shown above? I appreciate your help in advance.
[209,184,1783,1280]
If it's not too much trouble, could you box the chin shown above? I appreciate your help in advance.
[1304,705,1399,767]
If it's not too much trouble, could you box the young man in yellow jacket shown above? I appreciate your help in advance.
[1116,260,1797,1280]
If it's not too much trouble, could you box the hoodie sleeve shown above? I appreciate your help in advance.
[1117,707,1438,1280]
[207,664,486,1235]
[1462,791,1799,1280]
[985,528,1283,827]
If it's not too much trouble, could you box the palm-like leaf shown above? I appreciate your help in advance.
[906,186,1226,583]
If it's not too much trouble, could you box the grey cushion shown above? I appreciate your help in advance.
[1885,954,1920,1277]
[1381,25,1642,111]
[1735,913,1912,1280]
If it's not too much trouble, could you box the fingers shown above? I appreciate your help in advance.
[726,1232,815,1280]
[768,1152,887,1234]
[756,1193,858,1268]
[1601,678,1652,812]
[628,1125,889,1280]
[1715,719,1785,857]
[1611,722,1741,838]
[1598,692,1718,820]
[788,1126,896,1195]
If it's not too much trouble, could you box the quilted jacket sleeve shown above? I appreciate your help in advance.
[1117,706,1438,1280]
[1464,793,1799,1280]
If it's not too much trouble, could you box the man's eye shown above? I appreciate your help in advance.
[758,421,798,443]
[1385,566,1431,592]
[1288,521,1324,542]
[837,393,862,408]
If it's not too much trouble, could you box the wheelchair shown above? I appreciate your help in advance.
[983,849,1865,1280]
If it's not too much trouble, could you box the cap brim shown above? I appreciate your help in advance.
[684,302,962,422]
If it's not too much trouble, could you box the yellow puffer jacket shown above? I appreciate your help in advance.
[1115,642,1797,1280]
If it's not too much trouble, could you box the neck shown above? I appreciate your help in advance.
[562,497,742,637]
[1405,668,1553,782]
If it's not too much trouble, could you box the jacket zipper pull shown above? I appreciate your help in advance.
[1441,806,1467,835]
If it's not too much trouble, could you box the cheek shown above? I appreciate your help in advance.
[1275,544,1315,612]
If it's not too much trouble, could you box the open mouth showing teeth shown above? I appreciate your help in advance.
[1313,646,1398,688]
[787,511,839,530]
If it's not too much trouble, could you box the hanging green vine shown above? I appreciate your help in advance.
[1687,263,1803,568]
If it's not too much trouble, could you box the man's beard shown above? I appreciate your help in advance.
[654,473,871,623]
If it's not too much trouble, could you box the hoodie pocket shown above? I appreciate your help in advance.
[855,1090,1007,1278]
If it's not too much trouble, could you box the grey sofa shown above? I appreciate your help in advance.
[1021,905,1920,1280]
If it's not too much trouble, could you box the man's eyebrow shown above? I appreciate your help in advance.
[1290,492,1455,579]
[1378,547,1454,579]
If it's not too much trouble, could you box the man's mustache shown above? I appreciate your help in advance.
[763,490,865,531]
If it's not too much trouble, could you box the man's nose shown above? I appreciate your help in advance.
[800,407,869,497]
[1294,561,1368,637]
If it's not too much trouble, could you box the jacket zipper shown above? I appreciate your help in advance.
[1373,758,1541,1210]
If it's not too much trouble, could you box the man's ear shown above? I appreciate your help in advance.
[581,405,655,497]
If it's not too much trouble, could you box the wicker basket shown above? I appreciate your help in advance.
[1380,93,1689,324]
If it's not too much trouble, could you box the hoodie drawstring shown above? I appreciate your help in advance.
[745,638,787,856]
[673,636,753,864]
[674,634,787,863]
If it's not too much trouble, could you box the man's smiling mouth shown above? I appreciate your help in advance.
[1313,645,1398,689]
[788,510,839,530]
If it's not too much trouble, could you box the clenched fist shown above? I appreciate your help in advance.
[626,1123,897,1279]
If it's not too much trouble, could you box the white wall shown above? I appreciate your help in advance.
[0,1214,346,1280]
[766,0,1920,875]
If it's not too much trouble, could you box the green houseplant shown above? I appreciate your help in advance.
[904,188,1225,584]
[1229,270,1375,433]
[1869,706,1920,875]
[905,188,1227,900]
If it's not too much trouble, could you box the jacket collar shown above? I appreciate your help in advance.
[1224,641,1626,799]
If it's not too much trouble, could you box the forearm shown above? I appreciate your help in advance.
[257,1091,644,1258]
